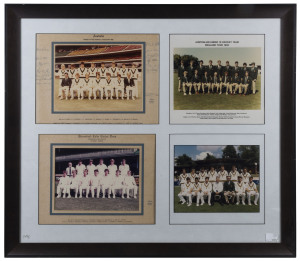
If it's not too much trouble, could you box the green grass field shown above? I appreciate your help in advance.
[54,78,143,112]
[173,72,261,110]
[174,186,259,213]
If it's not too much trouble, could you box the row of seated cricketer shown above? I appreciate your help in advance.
[177,60,259,96]
[178,166,259,206]
[56,159,138,199]
[57,62,140,100]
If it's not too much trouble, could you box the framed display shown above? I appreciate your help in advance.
[5,4,296,257]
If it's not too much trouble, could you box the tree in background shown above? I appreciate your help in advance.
[222,145,237,159]
[175,154,194,166]
[205,153,216,160]
[238,145,259,165]
[173,54,199,70]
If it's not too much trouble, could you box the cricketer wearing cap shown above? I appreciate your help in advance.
[246,176,259,205]
[101,169,113,198]
[123,170,138,199]
[70,73,83,100]
[235,176,246,205]
[179,169,188,190]
[178,177,192,205]
[114,74,125,100]
[56,64,68,97]
[211,176,224,206]
[188,177,201,207]
[68,170,81,198]
[56,171,70,198]
[218,166,228,183]
[86,159,96,175]
[119,159,130,176]
[66,162,75,177]
[76,160,86,177]
[223,175,236,204]
[249,62,258,94]
[200,177,212,206]
[96,159,107,177]
[79,169,90,198]
[90,169,101,198]
[77,62,88,78]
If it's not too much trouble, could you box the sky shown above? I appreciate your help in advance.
[174,145,239,160]
[174,47,261,66]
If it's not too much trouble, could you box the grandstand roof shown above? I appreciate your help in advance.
[56,45,142,58]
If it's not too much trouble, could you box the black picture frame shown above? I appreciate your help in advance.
[5,4,296,257]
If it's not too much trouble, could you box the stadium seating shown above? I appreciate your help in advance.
[125,45,142,51]
[103,45,128,53]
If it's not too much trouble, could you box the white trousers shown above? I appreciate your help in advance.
[102,185,112,197]
[57,184,68,196]
[115,87,124,99]
[202,83,211,93]
[220,83,230,93]
[240,84,249,94]
[211,83,220,92]
[59,86,69,98]
[91,185,101,197]
[133,79,138,97]
[247,191,259,204]
[231,83,241,94]
[200,192,211,204]
[236,192,246,203]
[93,87,104,99]
[124,185,138,197]
[79,185,90,197]
[182,82,192,94]
[111,186,124,196]
[105,87,114,99]
[70,87,81,99]
[252,80,256,94]
[68,185,79,197]
[178,192,189,203]
[188,191,201,204]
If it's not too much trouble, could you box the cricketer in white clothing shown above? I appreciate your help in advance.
[179,169,188,190]
[188,178,201,207]
[75,160,86,177]
[86,159,96,175]
[96,159,107,177]
[56,171,70,198]
[114,75,125,99]
[229,166,239,182]
[68,170,81,198]
[101,169,113,198]
[189,169,198,184]
[241,168,252,185]
[70,74,83,100]
[198,168,208,183]
[123,170,138,198]
[200,177,212,206]
[79,169,90,198]
[108,159,118,176]
[208,168,218,183]
[246,176,259,205]
[56,64,68,97]
[235,176,246,205]
[178,177,193,205]
[119,159,130,176]
[77,62,89,78]
[218,165,228,183]
[111,170,125,198]
[90,169,101,198]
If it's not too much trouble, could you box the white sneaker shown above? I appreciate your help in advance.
[134,196,137,199]
[181,201,186,205]
[94,98,96,100]
[248,203,252,206]
[57,195,61,198]
[219,92,221,95]
[126,196,129,199]
[187,203,192,207]
[89,98,91,100]
[75,195,77,198]
[226,93,228,95]
[106,97,108,100]
[132,97,135,100]
[108,196,111,199]
[122,195,124,199]
[86,196,88,198]
[113,195,115,199]
[189,93,191,95]
[184,93,187,96]
[242,202,245,205]
[63,194,66,198]
[201,203,204,206]
[236,202,239,205]
[67,195,71,198]
[102,196,105,199]
[196,203,199,207]
[254,202,258,205]
[208,203,211,206]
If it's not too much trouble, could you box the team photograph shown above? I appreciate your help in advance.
[54,44,143,112]
[54,147,140,212]
[173,47,262,110]
[174,145,260,213]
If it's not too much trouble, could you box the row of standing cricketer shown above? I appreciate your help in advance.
[177,60,259,96]
[57,62,140,100]
[56,158,138,199]
[177,165,259,207]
